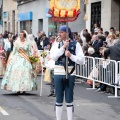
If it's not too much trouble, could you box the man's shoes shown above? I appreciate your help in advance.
[48,93,54,97]
[52,94,56,97]
[95,88,101,92]
[48,93,56,97]
[16,91,20,95]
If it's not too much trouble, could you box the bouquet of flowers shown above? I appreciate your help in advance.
[29,54,39,63]
[41,51,47,58]
[29,56,39,63]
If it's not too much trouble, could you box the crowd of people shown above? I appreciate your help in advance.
[0,24,120,120]
[0,26,120,94]
[74,26,120,93]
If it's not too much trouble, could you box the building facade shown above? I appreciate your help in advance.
[15,0,120,36]
[15,0,86,37]
[86,0,120,32]
[2,0,18,34]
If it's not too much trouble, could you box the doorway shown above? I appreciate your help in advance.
[38,19,43,32]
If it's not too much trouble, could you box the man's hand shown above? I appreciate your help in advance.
[65,50,71,58]
[63,40,69,49]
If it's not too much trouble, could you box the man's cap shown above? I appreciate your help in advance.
[59,25,73,40]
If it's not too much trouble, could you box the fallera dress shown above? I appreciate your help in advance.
[1,39,37,92]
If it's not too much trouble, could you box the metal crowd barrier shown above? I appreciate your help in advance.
[75,56,120,98]
[116,61,120,88]
[75,56,96,88]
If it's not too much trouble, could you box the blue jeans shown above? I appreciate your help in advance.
[54,75,75,103]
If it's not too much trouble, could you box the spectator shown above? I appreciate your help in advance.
[94,23,99,33]
[49,36,55,45]
[104,31,109,40]
[88,47,99,57]
[42,34,49,50]
[73,32,78,41]
[12,35,18,43]
[104,39,120,61]
[95,47,109,92]
[28,34,38,55]
[80,29,87,46]
[106,34,117,47]
[110,27,116,35]
[3,31,8,39]
[0,34,4,48]
[84,32,91,43]
[96,35,105,47]
[102,39,120,92]
[35,31,44,50]
[82,46,89,56]
[103,41,108,47]
[91,35,98,47]
[90,31,94,38]
[98,27,103,35]
[75,36,83,46]
[4,33,12,61]
[116,31,120,39]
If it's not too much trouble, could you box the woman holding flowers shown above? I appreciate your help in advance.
[1,30,37,93]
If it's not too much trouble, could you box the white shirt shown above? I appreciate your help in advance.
[80,30,87,46]
[50,41,85,75]
[45,59,55,70]
[4,38,11,51]
[94,27,98,33]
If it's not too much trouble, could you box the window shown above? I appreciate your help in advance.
[20,20,32,34]
[0,20,2,25]
[3,12,7,18]
[91,2,101,32]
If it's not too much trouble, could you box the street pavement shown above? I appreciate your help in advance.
[0,76,120,120]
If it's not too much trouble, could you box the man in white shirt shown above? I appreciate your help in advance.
[50,25,85,120]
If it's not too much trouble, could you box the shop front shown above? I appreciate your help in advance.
[18,11,32,34]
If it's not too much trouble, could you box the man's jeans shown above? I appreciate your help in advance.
[54,75,75,103]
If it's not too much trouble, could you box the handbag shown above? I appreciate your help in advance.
[44,68,51,83]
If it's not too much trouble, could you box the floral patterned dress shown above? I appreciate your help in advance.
[1,40,37,92]
[0,46,5,76]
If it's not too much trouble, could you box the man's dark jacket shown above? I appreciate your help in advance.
[104,43,120,61]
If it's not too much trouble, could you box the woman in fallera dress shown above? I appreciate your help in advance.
[1,30,37,93]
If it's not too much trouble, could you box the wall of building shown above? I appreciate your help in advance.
[18,0,86,36]
[3,0,18,34]
[111,0,120,31]
[17,0,119,36]
[86,0,112,32]
[18,0,49,37]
